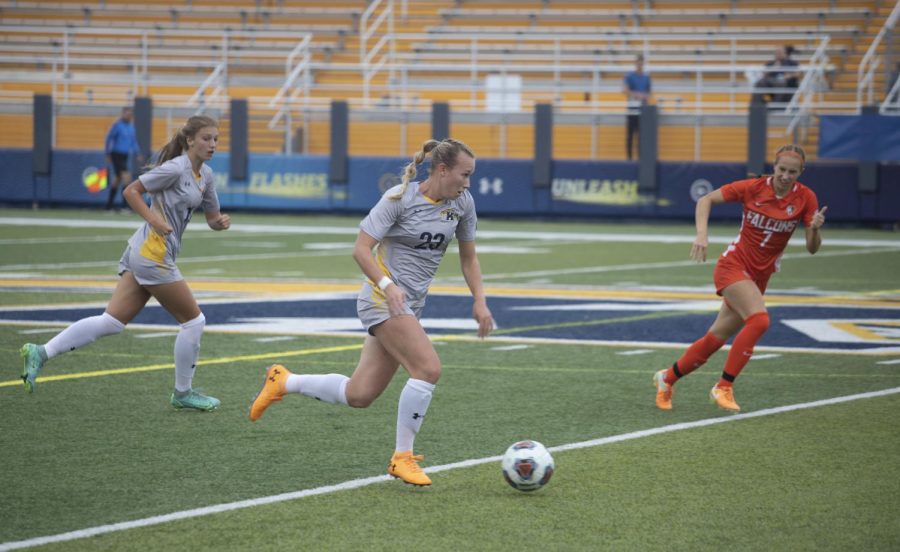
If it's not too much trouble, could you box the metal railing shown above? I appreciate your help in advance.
[882,73,900,114]
[2,16,896,157]
[359,0,396,106]
[857,0,900,110]
[0,26,309,101]
[784,36,831,137]
[267,34,314,152]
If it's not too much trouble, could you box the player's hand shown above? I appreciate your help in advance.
[153,220,173,236]
[690,238,708,262]
[472,301,494,339]
[211,213,230,230]
[384,283,407,318]
[811,206,827,230]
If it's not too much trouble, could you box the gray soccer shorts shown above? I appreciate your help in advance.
[117,244,184,286]
[356,281,424,335]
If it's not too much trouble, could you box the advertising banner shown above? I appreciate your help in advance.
[1,150,897,224]
[206,154,332,210]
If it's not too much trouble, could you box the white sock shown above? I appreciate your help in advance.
[44,312,125,358]
[285,373,349,405]
[174,313,205,392]
[395,378,435,453]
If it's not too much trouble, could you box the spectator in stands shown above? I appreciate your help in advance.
[623,54,652,160]
[104,106,143,211]
[752,45,800,106]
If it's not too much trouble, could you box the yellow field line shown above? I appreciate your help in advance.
[0,343,363,388]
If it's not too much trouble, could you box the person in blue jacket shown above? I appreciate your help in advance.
[623,54,652,160]
[104,106,143,211]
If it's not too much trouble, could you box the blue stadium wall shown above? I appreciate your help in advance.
[1,148,898,223]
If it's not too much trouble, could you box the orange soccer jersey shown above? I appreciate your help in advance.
[717,176,818,278]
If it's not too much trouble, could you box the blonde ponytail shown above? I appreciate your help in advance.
[388,138,475,200]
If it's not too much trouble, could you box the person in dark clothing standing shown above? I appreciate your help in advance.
[623,54,652,160]
[104,106,143,211]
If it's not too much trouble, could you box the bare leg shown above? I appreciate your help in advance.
[344,334,401,408]
[143,280,213,404]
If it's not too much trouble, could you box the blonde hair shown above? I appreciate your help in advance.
[152,115,218,167]
[389,138,475,200]
[774,144,806,168]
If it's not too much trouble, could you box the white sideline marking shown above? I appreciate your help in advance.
[483,246,900,281]
[254,336,297,343]
[877,359,900,365]
[490,345,532,351]
[2,386,898,552]
[134,332,177,339]
[616,349,655,356]
[750,354,782,360]
[3,217,900,248]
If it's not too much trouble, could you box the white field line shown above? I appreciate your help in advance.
[3,217,900,248]
[2,216,898,273]
[0,249,348,271]
[3,242,896,275]
[489,344,532,351]
[482,246,900,280]
[1,319,899,357]
[2,386,898,552]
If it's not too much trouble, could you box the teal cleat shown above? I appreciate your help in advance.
[20,343,46,394]
[170,389,221,412]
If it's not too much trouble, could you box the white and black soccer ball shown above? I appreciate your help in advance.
[501,440,555,492]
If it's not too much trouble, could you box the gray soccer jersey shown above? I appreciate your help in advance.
[359,181,477,307]
[118,154,219,284]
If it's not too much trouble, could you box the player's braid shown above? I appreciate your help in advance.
[390,139,440,200]
[389,138,474,200]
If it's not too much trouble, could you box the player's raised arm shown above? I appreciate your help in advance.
[806,205,827,254]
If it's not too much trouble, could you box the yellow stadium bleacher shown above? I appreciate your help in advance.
[0,0,891,161]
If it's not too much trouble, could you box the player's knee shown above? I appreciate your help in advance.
[416,363,441,384]
[345,391,376,409]
[745,311,770,335]
[100,312,126,335]
[182,312,206,331]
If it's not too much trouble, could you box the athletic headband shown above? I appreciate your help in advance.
[775,150,804,162]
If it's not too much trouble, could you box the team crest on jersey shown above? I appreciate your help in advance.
[785,205,794,216]
[440,208,459,222]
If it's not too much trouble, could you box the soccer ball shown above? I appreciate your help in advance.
[501,440,555,492]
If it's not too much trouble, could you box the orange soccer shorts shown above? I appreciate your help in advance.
[713,254,770,296]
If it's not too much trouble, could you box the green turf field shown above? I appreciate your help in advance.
[1,208,899,551]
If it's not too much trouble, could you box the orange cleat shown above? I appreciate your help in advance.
[710,385,741,412]
[388,451,432,486]
[654,370,673,410]
[249,364,291,421]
